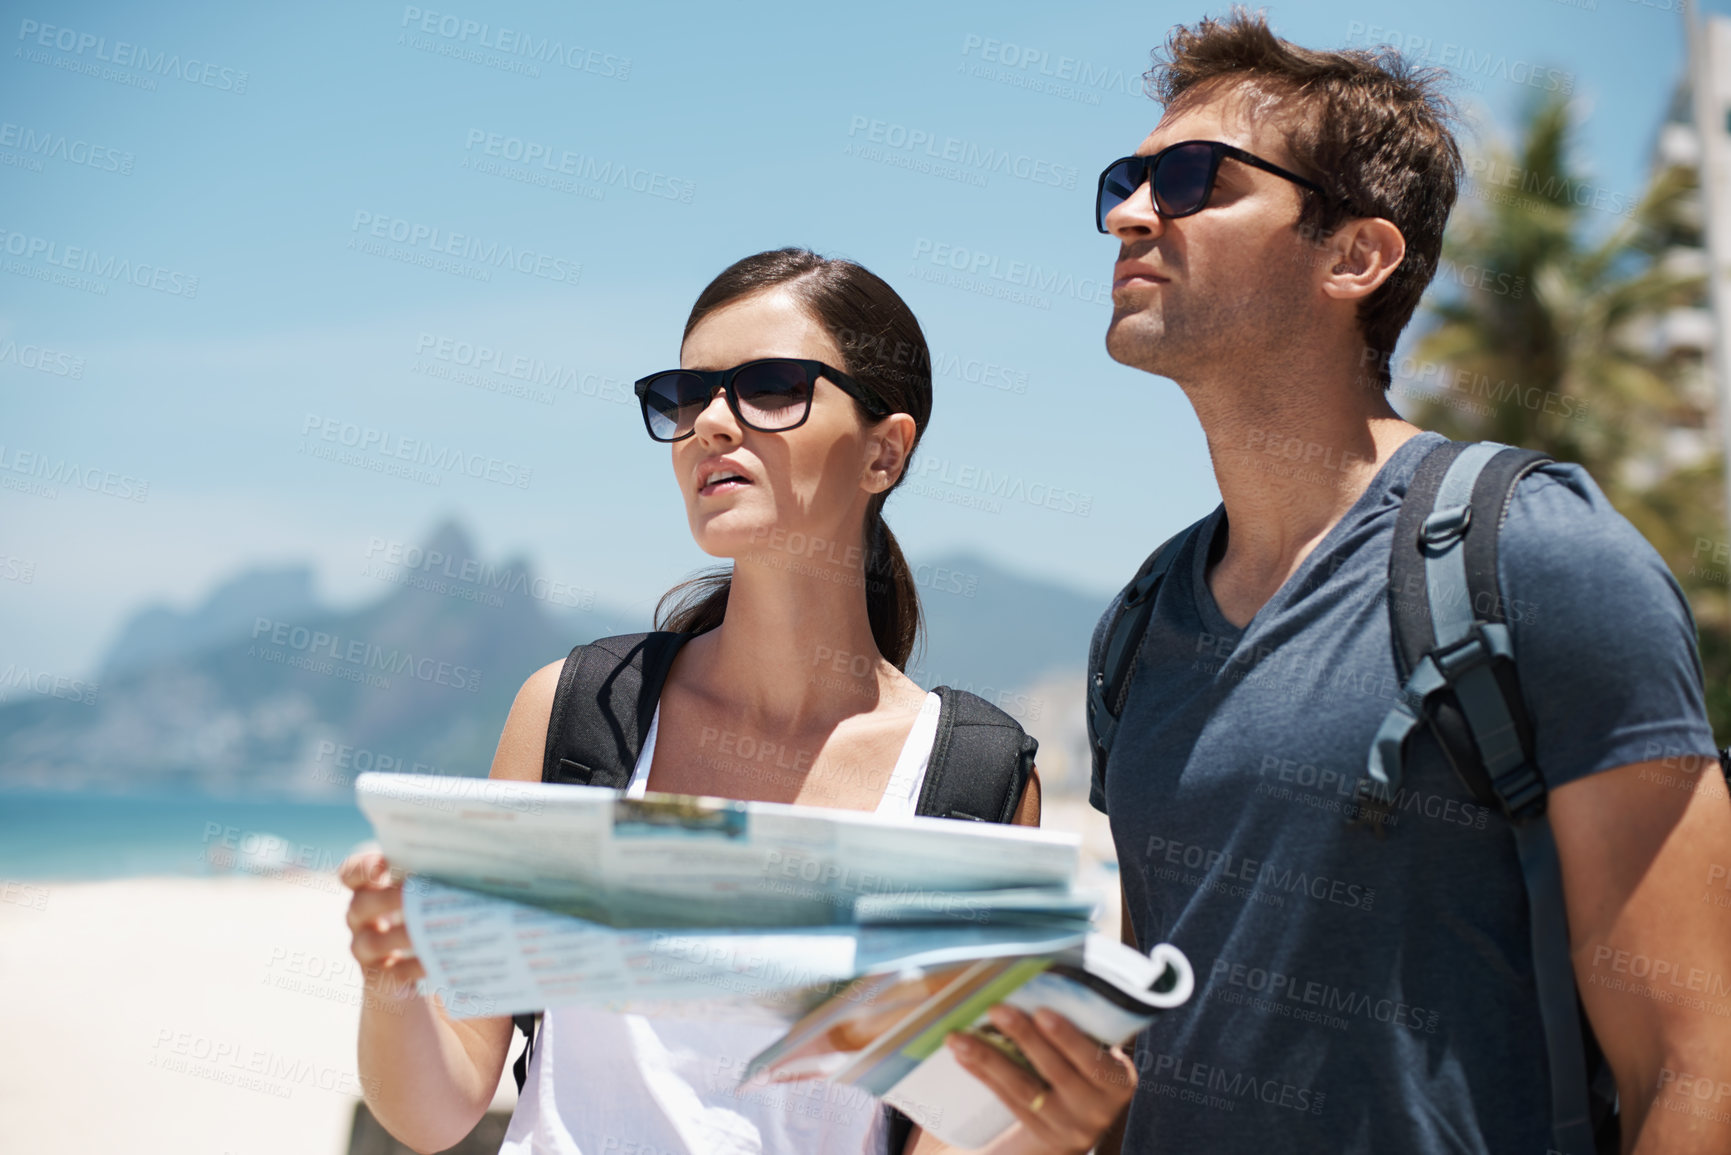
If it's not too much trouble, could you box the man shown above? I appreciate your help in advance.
[1090,11,1731,1154]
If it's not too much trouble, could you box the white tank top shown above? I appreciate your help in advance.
[499,691,943,1155]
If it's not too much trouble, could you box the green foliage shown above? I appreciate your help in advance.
[1405,90,1730,734]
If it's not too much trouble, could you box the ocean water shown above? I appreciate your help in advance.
[0,789,377,881]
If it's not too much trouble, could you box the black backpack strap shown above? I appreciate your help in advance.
[541,631,690,787]
[512,1011,540,1092]
[888,687,1038,1151]
[514,631,690,1092]
[1359,440,1595,1155]
[916,687,1038,823]
[1361,442,1552,810]
[1085,517,1211,804]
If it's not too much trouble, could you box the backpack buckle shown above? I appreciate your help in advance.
[1432,628,1494,681]
[1420,503,1472,549]
[1490,761,1546,823]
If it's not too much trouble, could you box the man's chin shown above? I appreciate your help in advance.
[1105,313,1168,374]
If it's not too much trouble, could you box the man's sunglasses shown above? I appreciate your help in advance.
[1095,140,1333,232]
[634,357,889,443]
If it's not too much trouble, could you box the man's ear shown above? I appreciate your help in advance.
[864,414,918,493]
[1319,217,1407,302]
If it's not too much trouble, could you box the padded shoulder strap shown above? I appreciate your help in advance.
[917,687,1038,823]
[518,631,688,1091]
[887,686,1039,1150]
[1086,516,1210,797]
[542,631,689,787]
[1373,441,1593,1155]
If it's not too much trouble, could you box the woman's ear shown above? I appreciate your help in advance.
[864,414,918,494]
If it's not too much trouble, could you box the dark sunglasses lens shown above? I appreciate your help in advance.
[732,361,813,430]
[1153,144,1216,216]
[1097,159,1148,229]
[643,372,708,440]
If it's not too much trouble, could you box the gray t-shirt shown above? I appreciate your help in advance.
[1090,431,1714,1154]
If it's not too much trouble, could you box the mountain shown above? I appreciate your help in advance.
[100,565,322,679]
[910,552,1106,697]
[0,524,1106,796]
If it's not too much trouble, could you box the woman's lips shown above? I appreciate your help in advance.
[698,477,751,498]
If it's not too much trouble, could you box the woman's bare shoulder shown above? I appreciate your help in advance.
[488,659,566,782]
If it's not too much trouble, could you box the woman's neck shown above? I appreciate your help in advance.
[679,547,914,729]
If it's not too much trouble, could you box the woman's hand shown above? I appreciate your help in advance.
[339,845,424,1001]
[945,1004,1136,1154]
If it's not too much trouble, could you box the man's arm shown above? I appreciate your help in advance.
[1552,756,1731,1153]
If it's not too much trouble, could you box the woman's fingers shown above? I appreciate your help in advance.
[946,1030,1075,1147]
[365,954,427,1000]
[949,1006,1139,1153]
[339,846,391,892]
[1025,1006,1138,1092]
[354,919,416,966]
[345,886,404,934]
[984,1005,1090,1100]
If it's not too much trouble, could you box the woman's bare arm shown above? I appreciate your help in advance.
[348,659,563,1152]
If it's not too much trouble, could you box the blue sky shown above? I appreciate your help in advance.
[0,0,1718,680]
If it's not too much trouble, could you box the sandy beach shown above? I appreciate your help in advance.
[0,871,520,1155]
[0,796,1115,1155]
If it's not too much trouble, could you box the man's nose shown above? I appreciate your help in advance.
[1106,175,1165,240]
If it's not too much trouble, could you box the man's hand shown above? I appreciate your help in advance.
[1553,755,1731,1153]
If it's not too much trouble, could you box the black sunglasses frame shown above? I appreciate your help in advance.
[633,357,890,443]
[1095,140,1336,233]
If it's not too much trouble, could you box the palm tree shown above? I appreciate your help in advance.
[1401,89,1730,731]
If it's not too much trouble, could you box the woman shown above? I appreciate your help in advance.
[340,249,1137,1154]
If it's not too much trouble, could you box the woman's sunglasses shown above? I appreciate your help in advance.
[1095,140,1333,232]
[634,357,889,443]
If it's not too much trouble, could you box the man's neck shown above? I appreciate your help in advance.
[1182,364,1421,629]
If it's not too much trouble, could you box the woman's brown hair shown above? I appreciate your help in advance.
[653,248,932,670]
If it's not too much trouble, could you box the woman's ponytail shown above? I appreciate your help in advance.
[864,503,922,671]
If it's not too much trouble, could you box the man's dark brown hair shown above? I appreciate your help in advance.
[1145,8,1462,388]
